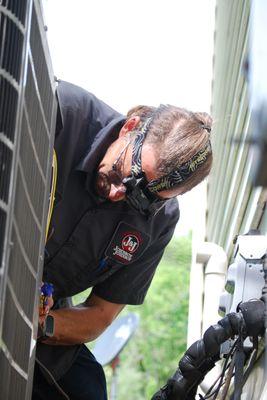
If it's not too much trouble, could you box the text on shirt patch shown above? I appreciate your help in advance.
[113,234,140,262]
[105,222,151,265]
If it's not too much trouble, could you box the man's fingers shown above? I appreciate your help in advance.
[39,295,54,316]
[46,295,54,309]
[39,315,46,325]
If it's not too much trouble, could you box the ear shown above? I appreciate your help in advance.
[119,116,140,138]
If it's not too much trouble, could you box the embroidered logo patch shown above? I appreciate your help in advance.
[121,234,140,254]
[105,222,150,264]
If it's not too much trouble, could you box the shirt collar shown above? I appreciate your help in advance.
[76,116,126,194]
[76,116,125,172]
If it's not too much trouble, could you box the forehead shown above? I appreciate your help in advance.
[140,144,160,181]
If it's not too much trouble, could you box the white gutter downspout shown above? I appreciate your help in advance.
[187,242,228,393]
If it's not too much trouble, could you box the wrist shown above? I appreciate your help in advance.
[38,313,55,341]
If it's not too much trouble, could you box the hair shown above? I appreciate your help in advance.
[126,105,213,194]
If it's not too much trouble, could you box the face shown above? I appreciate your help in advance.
[95,117,184,203]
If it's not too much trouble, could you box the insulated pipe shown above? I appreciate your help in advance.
[186,262,204,346]
[187,242,228,347]
[187,242,228,393]
[197,242,228,333]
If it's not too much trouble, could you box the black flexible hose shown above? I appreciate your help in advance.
[151,300,265,400]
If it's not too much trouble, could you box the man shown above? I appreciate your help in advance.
[33,81,212,399]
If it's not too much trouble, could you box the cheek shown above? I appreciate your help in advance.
[98,139,122,171]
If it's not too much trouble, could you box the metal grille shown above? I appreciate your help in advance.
[0,208,7,266]
[2,284,32,372]
[0,1,57,398]
[0,78,19,143]
[0,12,24,82]
[0,140,13,205]
[24,60,50,174]
[0,350,27,400]
[0,0,27,25]
[30,6,54,129]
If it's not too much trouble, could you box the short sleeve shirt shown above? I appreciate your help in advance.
[43,81,180,306]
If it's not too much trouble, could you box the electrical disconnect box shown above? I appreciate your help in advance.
[218,232,266,353]
[219,232,266,316]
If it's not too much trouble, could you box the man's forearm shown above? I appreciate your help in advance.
[42,305,111,346]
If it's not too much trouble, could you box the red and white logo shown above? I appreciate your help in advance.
[106,223,149,264]
[121,234,140,254]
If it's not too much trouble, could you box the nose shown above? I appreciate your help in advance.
[108,183,127,202]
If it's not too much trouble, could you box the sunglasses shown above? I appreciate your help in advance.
[95,137,132,199]
[95,132,164,216]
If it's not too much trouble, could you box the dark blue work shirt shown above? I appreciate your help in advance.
[43,81,179,305]
[37,81,179,381]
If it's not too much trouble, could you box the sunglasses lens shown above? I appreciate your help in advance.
[95,172,111,198]
[95,170,124,199]
[108,169,123,186]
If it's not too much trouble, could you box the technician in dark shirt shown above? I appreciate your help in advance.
[33,81,213,400]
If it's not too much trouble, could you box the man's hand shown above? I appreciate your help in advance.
[39,294,54,325]
[38,282,54,330]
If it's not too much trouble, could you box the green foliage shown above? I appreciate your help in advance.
[106,235,192,400]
